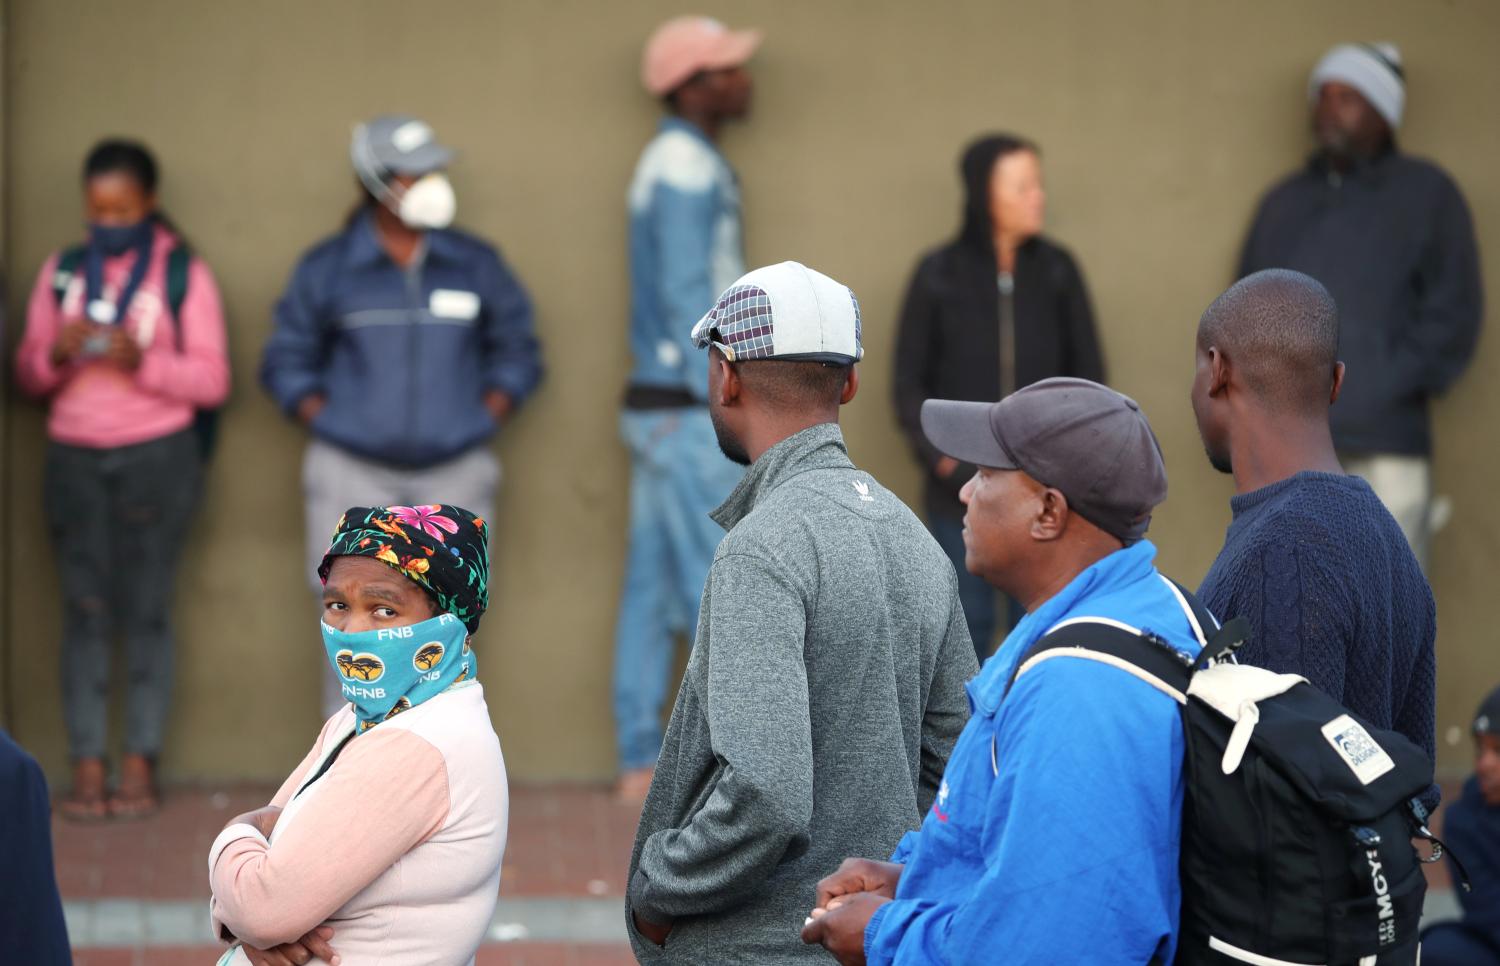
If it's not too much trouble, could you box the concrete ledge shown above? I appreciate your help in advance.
[64,896,627,948]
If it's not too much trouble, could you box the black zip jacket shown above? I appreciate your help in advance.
[893,137,1105,520]
[1239,148,1482,456]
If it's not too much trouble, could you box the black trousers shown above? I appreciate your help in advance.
[43,430,201,760]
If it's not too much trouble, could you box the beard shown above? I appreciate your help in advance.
[1205,444,1232,475]
[1316,126,1351,158]
[710,404,751,466]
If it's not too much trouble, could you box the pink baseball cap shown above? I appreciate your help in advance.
[641,16,762,96]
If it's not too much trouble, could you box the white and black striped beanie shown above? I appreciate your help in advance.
[1476,685,1500,737]
[1308,43,1405,129]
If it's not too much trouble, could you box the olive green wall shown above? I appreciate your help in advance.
[4,0,1497,782]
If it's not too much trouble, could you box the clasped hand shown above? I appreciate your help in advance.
[799,858,903,966]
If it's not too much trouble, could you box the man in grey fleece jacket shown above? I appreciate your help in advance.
[626,262,977,963]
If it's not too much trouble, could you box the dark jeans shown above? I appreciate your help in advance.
[928,513,1022,662]
[1421,923,1500,966]
[44,430,201,760]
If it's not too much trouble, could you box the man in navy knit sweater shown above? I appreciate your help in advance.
[1192,269,1436,761]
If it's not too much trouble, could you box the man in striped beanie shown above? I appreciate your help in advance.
[1309,42,1406,134]
[1238,42,1483,571]
[1418,684,1500,964]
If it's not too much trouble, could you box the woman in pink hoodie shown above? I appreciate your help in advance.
[14,139,229,820]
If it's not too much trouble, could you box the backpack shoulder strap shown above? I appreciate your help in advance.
[1002,573,1244,705]
[166,244,191,318]
[1158,575,1218,642]
[990,620,1195,778]
[52,244,89,304]
[1006,618,1195,705]
[161,244,194,352]
[1159,574,1256,668]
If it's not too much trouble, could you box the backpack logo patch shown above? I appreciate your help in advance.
[1321,714,1396,785]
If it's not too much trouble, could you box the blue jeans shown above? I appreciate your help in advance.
[1421,923,1500,966]
[613,408,744,770]
[927,513,1021,662]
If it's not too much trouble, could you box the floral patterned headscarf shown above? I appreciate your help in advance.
[318,505,490,633]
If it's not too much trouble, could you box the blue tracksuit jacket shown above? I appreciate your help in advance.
[865,540,1204,964]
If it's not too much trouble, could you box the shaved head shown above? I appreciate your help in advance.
[731,358,852,412]
[707,349,858,466]
[1197,269,1339,412]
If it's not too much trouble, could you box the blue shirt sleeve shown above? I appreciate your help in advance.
[888,830,919,865]
[866,659,1184,965]
[652,181,719,402]
[260,253,331,416]
[1443,786,1500,945]
[475,245,543,405]
[0,732,71,964]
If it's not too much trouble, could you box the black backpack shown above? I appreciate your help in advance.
[1008,580,1459,966]
[52,242,222,460]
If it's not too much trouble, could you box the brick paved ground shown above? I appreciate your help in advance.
[70,947,636,966]
[57,783,641,964]
[54,779,1465,964]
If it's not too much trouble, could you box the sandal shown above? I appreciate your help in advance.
[107,753,161,820]
[58,758,109,823]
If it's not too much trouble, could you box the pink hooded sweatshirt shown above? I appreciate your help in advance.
[15,222,229,448]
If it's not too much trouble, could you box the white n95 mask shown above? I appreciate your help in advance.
[393,173,456,230]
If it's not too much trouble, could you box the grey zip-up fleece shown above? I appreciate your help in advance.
[626,423,977,964]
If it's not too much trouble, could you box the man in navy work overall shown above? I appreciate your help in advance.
[805,378,1204,965]
[260,114,542,715]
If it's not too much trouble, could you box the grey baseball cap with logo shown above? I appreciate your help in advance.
[920,377,1167,543]
[352,114,454,177]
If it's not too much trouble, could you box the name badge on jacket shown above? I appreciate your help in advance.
[429,288,481,321]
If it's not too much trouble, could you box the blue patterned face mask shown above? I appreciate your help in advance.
[321,612,475,732]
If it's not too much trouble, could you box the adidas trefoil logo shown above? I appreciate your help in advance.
[852,480,874,502]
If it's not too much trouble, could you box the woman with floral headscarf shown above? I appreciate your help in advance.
[207,504,505,966]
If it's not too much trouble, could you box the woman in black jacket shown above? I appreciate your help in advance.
[893,134,1105,659]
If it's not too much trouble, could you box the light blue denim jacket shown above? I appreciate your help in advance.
[626,117,745,400]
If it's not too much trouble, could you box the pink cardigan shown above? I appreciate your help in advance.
[209,683,508,965]
[14,224,229,449]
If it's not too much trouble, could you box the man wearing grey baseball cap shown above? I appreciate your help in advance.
[807,378,1208,964]
[626,261,975,963]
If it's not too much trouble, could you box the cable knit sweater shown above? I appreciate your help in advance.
[1198,472,1436,760]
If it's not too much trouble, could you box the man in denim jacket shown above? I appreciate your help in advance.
[612,16,761,798]
[805,379,1205,965]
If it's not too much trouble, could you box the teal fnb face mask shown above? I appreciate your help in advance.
[321,612,475,732]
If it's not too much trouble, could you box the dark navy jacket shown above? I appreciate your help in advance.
[260,212,543,467]
[1442,776,1500,949]
[1240,149,1482,456]
[0,730,71,964]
